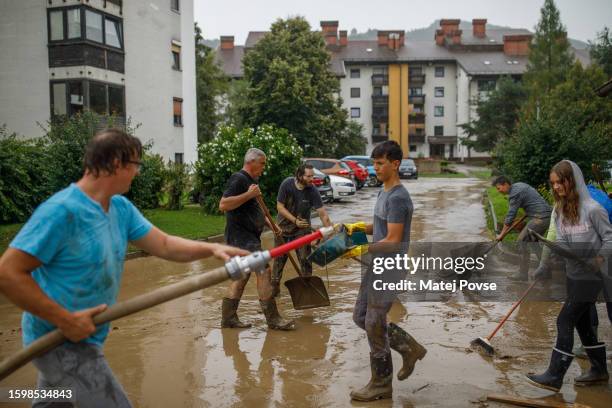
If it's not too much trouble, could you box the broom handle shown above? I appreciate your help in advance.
[486,214,528,255]
[255,195,304,277]
[0,266,229,381]
[486,279,538,341]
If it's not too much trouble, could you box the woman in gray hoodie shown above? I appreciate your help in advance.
[526,160,611,392]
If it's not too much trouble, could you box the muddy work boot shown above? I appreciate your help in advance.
[221,298,252,329]
[388,322,427,381]
[575,343,609,386]
[350,352,393,401]
[259,299,295,330]
[525,348,574,392]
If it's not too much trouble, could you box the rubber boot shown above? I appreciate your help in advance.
[259,299,295,330]
[221,298,252,329]
[525,348,574,392]
[350,352,393,401]
[388,322,427,381]
[575,343,609,385]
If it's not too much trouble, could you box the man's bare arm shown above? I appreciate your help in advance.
[219,184,259,212]
[316,207,332,228]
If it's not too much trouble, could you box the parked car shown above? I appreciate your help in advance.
[303,158,355,182]
[312,167,334,203]
[399,159,418,179]
[341,159,368,189]
[342,155,381,187]
[328,174,356,201]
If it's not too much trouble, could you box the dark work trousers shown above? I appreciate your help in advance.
[517,217,550,275]
[555,277,603,353]
[353,268,397,358]
[272,231,313,281]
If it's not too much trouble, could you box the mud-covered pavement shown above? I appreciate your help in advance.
[1,177,610,407]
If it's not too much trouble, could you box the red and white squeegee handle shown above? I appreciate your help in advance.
[225,226,335,280]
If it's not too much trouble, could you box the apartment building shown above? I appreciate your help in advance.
[217,19,589,160]
[0,0,197,163]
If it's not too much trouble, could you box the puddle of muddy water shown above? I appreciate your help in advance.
[1,178,610,407]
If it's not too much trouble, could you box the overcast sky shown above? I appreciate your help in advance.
[195,0,611,44]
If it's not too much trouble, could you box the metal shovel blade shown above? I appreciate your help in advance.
[284,276,330,310]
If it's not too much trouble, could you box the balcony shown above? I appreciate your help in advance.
[409,112,425,124]
[371,95,388,105]
[409,133,425,143]
[428,136,458,144]
[49,43,125,73]
[372,111,388,121]
[372,133,389,143]
[371,74,389,86]
[409,74,426,85]
[409,94,426,104]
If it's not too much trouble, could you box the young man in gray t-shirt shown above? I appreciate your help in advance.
[345,141,427,402]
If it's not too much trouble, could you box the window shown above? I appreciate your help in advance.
[350,87,360,98]
[89,82,107,114]
[67,9,81,39]
[350,107,361,118]
[409,145,417,152]
[85,10,103,43]
[175,153,184,164]
[105,18,122,48]
[435,87,444,97]
[173,98,183,126]
[50,10,64,41]
[409,67,422,76]
[372,87,382,96]
[434,126,444,136]
[478,79,496,92]
[171,42,181,70]
[108,86,124,116]
[52,83,67,115]
[69,82,84,114]
[412,105,423,113]
[435,66,445,78]
[373,67,387,75]
[350,69,360,78]
[171,0,180,12]
[434,106,444,117]
[409,87,422,96]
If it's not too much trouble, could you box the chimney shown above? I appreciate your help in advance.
[503,34,532,56]
[435,29,445,46]
[377,31,388,46]
[451,29,462,45]
[320,20,339,46]
[220,36,234,50]
[339,30,348,46]
[440,19,460,36]
[472,19,487,38]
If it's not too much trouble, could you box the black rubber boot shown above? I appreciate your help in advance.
[388,322,427,381]
[350,352,393,401]
[221,298,252,328]
[525,348,574,392]
[575,343,609,385]
[259,299,295,330]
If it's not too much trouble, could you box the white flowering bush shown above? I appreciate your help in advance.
[194,124,303,214]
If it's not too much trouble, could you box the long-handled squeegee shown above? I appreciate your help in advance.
[0,226,335,381]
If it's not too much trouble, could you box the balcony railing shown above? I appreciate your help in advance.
[49,43,125,73]
[409,74,426,85]
[372,111,388,120]
[408,133,425,143]
[409,94,426,104]
[371,74,389,86]
[371,95,388,105]
[409,112,425,124]
[372,133,389,143]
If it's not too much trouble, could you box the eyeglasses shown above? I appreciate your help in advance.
[127,160,143,171]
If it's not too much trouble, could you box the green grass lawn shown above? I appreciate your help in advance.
[419,172,468,178]
[468,169,492,180]
[0,206,226,255]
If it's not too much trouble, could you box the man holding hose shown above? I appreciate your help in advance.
[0,129,247,407]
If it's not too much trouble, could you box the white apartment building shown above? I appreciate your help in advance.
[217,19,589,160]
[0,0,197,163]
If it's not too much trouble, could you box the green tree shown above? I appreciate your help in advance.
[333,121,367,157]
[589,26,612,77]
[195,23,228,143]
[523,0,574,101]
[460,77,527,152]
[221,79,249,129]
[240,17,347,156]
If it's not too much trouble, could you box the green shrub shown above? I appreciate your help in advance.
[194,124,302,214]
[125,151,165,209]
[165,161,191,210]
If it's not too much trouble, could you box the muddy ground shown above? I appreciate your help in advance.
[1,177,610,407]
